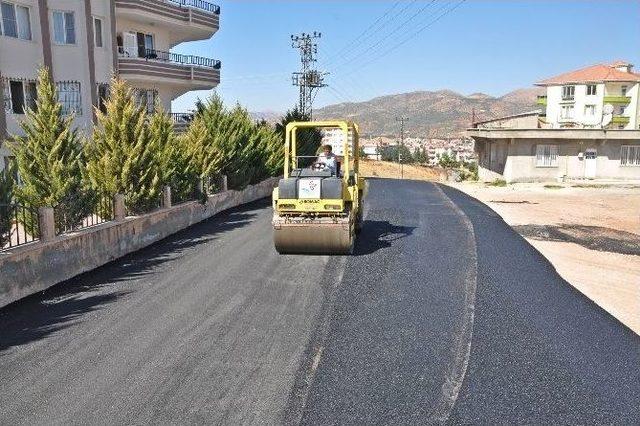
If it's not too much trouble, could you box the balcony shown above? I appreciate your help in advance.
[604,95,631,105]
[118,48,220,91]
[171,112,194,133]
[536,95,547,106]
[115,0,220,45]
[611,115,630,125]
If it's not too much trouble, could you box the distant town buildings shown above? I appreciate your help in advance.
[468,61,640,182]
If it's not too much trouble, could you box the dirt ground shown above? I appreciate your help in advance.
[359,160,444,181]
[449,182,640,335]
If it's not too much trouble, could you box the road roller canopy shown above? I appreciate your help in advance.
[284,120,360,182]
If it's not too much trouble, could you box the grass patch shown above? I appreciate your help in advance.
[544,184,563,189]
[487,178,507,187]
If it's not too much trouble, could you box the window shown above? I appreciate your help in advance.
[93,17,102,47]
[536,144,559,167]
[584,105,596,116]
[136,32,154,57]
[561,85,575,100]
[133,88,157,113]
[96,83,109,114]
[53,11,75,44]
[621,85,627,96]
[3,79,37,114]
[560,105,575,120]
[586,85,597,96]
[620,145,640,167]
[0,2,31,40]
[55,81,81,115]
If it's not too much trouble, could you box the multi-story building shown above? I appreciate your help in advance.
[0,0,221,170]
[536,61,640,130]
[469,62,640,182]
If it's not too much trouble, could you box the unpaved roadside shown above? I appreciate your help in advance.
[448,182,640,334]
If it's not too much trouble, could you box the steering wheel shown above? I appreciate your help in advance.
[311,162,328,171]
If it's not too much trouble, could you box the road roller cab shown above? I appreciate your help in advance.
[272,120,364,254]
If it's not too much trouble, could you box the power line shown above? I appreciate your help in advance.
[342,0,467,78]
[328,0,438,74]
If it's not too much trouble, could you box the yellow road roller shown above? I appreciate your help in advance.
[272,120,364,254]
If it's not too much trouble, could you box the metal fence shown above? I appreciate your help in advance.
[0,204,40,250]
[168,0,220,14]
[142,49,221,69]
[55,196,114,235]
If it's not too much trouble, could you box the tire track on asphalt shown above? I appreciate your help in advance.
[427,183,478,424]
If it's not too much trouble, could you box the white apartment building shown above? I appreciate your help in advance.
[536,61,640,130]
[321,127,354,156]
[0,0,221,170]
[469,62,640,182]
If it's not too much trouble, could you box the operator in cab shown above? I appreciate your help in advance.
[316,144,337,175]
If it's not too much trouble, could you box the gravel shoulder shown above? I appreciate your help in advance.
[447,182,640,334]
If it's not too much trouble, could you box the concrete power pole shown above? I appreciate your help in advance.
[291,32,327,119]
[396,116,409,179]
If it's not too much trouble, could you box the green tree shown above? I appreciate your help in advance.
[413,147,428,164]
[0,164,15,247]
[438,151,460,168]
[380,145,414,164]
[275,107,322,169]
[10,67,93,232]
[85,77,161,214]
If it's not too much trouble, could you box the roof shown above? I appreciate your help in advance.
[472,110,542,126]
[536,62,640,86]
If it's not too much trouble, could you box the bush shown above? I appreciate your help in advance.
[488,178,507,187]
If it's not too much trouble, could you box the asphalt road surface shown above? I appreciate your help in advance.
[1,179,638,425]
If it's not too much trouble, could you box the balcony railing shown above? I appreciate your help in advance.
[611,115,630,125]
[168,0,220,14]
[119,47,221,70]
[604,95,631,105]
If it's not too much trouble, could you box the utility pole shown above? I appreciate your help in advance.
[396,116,409,179]
[291,32,327,119]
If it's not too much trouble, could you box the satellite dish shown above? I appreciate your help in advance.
[603,104,614,115]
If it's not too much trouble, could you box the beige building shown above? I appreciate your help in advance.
[469,62,640,182]
[0,0,221,170]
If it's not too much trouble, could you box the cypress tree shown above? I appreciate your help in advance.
[86,77,161,214]
[10,67,93,232]
[0,164,15,247]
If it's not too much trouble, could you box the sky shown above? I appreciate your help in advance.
[171,0,640,114]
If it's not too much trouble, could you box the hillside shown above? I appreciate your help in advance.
[313,87,544,137]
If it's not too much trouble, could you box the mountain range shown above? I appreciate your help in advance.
[308,87,545,137]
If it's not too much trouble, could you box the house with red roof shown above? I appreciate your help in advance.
[467,62,640,182]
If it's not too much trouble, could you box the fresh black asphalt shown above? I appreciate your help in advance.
[1,178,638,425]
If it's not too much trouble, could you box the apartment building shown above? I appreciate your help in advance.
[468,61,640,182]
[536,61,640,130]
[0,0,221,170]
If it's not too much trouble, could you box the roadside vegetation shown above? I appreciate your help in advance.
[0,67,309,240]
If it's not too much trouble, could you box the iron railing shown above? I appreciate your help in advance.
[118,47,221,70]
[142,49,221,69]
[55,196,114,235]
[168,0,220,14]
[0,204,40,250]
[171,112,195,124]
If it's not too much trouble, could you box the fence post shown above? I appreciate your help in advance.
[163,185,172,208]
[196,179,204,198]
[38,207,55,242]
[114,194,126,221]
[221,174,228,192]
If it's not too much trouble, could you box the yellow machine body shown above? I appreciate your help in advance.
[272,120,364,254]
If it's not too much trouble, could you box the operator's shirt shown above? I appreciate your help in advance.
[317,153,337,174]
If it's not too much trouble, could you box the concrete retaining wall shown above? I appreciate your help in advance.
[0,177,279,308]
